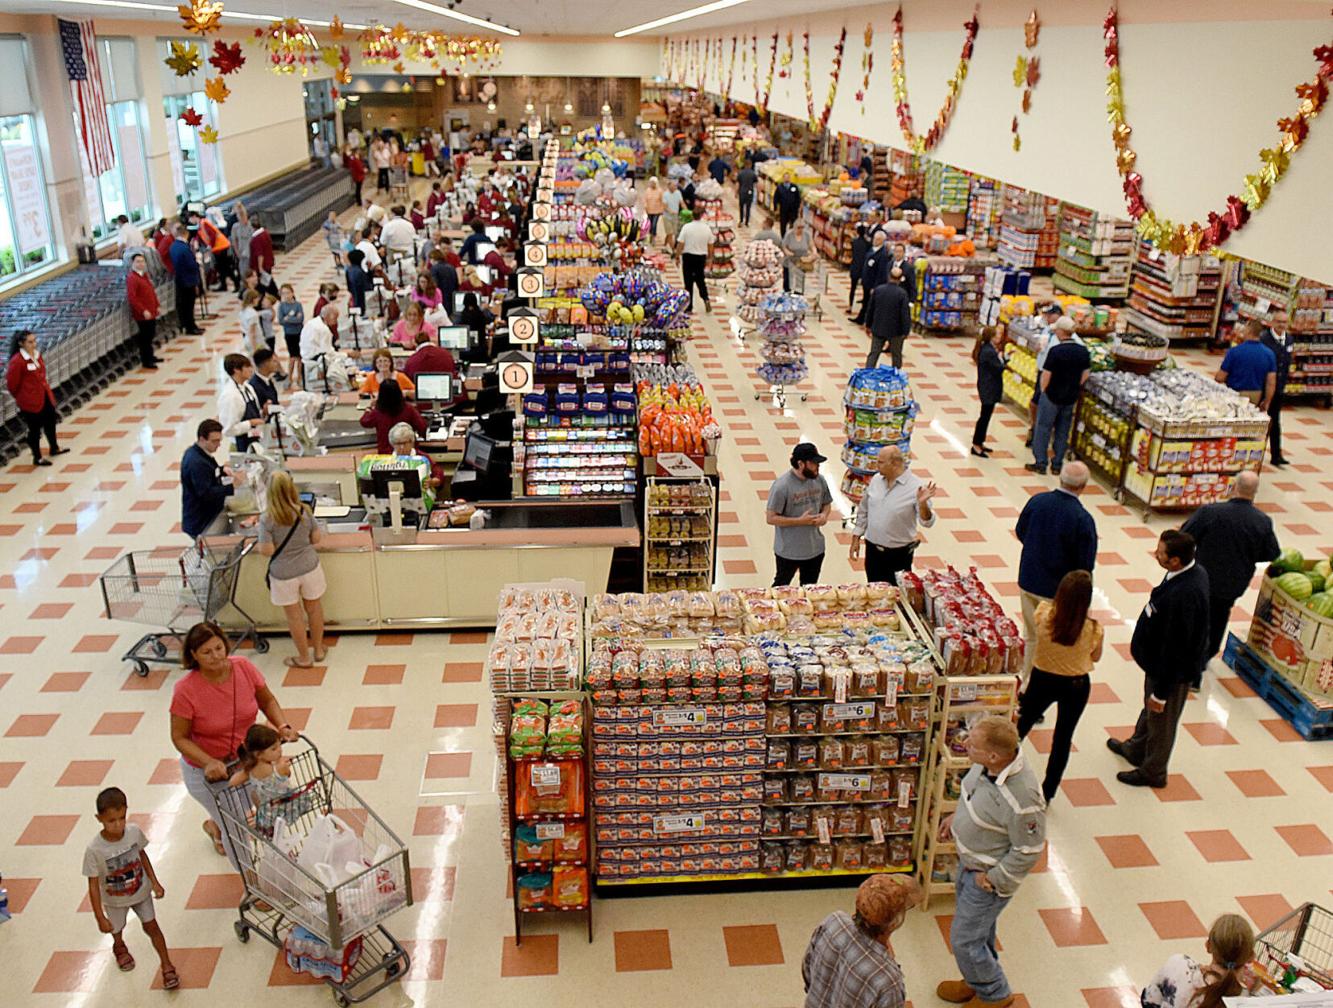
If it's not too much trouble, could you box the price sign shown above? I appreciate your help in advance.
[897,780,913,809]
[653,707,708,728]
[955,683,978,702]
[654,813,706,834]
[535,822,565,840]
[828,702,875,720]
[530,764,561,788]
[818,773,871,792]
[884,678,898,705]
[655,452,704,477]
[1256,297,1272,314]
[869,816,886,843]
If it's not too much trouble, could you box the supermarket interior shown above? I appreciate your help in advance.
[1,1,1332,1006]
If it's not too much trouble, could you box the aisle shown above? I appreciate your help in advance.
[0,184,1329,1008]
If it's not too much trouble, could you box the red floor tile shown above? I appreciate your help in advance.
[282,665,326,687]
[722,924,784,966]
[1059,778,1115,807]
[410,866,457,903]
[73,634,120,653]
[349,706,396,730]
[1,635,44,654]
[402,938,447,981]
[185,874,245,909]
[1038,906,1108,946]
[41,671,90,692]
[17,814,80,846]
[149,946,223,989]
[374,633,415,647]
[1082,987,1140,1008]
[0,761,23,787]
[1308,765,1333,792]
[434,703,478,728]
[1226,769,1286,797]
[30,602,73,619]
[1139,900,1207,940]
[57,759,114,787]
[500,933,558,976]
[1218,676,1258,698]
[32,950,102,993]
[614,929,674,971]
[723,559,758,575]
[148,758,182,785]
[1183,722,1237,746]
[413,805,465,836]
[1153,775,1202,802]
[1260,719,1303,742]
[91,711,144,735]
[4,877,40,913]
[1095,834,1158,869]
[424,752,473,779]
[1187,829,1251,862]
[7,713,59,737]
[442,662,484,683]
[363,663,406,685]
[1236,894,1295,930]
[334,755,383,781]
[1275,824,1332,857]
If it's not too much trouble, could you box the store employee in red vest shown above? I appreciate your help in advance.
[126,253,162,370]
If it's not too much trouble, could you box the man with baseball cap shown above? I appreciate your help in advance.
[1026,303,1064,446]
[802,874,922,1008]
[766,442,834,586]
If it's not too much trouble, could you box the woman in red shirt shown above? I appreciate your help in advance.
[358,379,426,453]
[5,330,67,466]
[169,622,297,861]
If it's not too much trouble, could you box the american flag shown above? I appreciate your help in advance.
[59,18,115,177]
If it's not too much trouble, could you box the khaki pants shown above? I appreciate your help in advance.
[1019,589,1052,684]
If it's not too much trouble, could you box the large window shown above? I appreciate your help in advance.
[0,38,57,285]
[83,38,153,242]
[159,38,224,205]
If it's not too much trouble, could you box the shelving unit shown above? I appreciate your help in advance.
[1124,240,1223,344]
[520,412,638,498]
[1219,259,1333,397]
[995,184,1060,272]
[966,176,1002,250]
[705,220,735,280]
[840,368,917,503]
[887,149,923,208]
[924,161,970,216]
[643,476,717,592]
[914,257,988,334]
[1053,204,1134,301]
[916,675,1019,909]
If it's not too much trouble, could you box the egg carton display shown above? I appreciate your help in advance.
[735,239,785,324]
[756,294,810,401]
[841,368,918,503]
[898,567,1026,678]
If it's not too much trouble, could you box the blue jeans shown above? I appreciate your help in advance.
[951,868,1012,1002]
[1032,396,1074,470]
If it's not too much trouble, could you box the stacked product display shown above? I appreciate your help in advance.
[1124,241,1223,344]
[519,382,638,498]
[644,477,717,592]
[1000,305,1117,411]
[840,368,918,503]
[804,184,877,268]
[1053,203,1135,301]
[756,293,810,407]
[734,239,785,327]
[914,257,989,333]
[995,184,1059,271]
[1219,261,1333,397]
[923,161,970,217]
[887,149,923,207]
[966,176,1002,250]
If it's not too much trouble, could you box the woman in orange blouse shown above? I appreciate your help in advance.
[360,348,415,399]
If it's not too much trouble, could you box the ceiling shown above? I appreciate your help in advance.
[3,0,886,37]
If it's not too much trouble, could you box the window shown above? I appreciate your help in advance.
[83,37,153,242]
[0,38,57,285]
[159,38,224,205]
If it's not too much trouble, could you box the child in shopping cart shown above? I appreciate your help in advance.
[83,787,179,989]
[228,724,317,837]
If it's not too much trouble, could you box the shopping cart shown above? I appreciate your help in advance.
[1254,902,1333,994]
[388,165,409,202]
[214,736,412,1005]
[98,539,266,677]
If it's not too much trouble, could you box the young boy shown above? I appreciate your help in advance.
[249,347,282,414]
[83,787,178,989]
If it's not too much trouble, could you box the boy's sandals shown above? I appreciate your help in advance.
[202,820,226,856]
[283,656,313,669]
[114,945,135,971]
[161,965,180,990]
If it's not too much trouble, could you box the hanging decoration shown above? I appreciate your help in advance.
[890,4,980,154]
[703,37,712,89]
[801,31,814,124]
[251,20,500,78]
[1103,4,1331,252]
[857,23,874,109]
[760,31,779,110]
[1010,9,1041,150]
[198,124,219,144]
[801,26,847,132]
[724,35,737,101]
[164,39,203,76]
[778,31,793,80]
[179,107,204,127]
[208,39,245,75]
[751,34,761,104]
[178,0,224,36]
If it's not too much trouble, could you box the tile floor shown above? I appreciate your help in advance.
[1,181,1331,1007]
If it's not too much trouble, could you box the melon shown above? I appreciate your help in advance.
[1274,548,1305,574]
[1308,572,1327,593]
[1275,571,1313,601]
[1308,593,1333,619]
[1315,559,1332,582]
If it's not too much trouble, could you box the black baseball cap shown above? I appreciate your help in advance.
[791,442,827,464]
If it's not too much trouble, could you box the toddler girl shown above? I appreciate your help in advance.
[228,724,313,836]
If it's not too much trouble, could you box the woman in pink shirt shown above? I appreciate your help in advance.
[170,622,297,863]
[391,299,432,348]
[411,273,442,311]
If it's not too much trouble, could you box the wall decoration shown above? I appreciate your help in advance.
[724,35,738,101]
[1010,9,1040,151]
[179,0,224,36]
[778,30,793,81]
[857,24,874,110]
[1104,4,1330,252]
[890,4,979,154]
[761,31,779,110]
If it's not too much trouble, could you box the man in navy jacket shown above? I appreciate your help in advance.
[1014,462,1098,682]
[1108,529,1212,788]
[168,224,203,335]
[181,419,244,540]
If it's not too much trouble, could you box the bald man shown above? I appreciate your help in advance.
[1180,471,1281,680]
[850,445,936,584]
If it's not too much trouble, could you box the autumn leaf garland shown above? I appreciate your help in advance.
[891,4,979,154]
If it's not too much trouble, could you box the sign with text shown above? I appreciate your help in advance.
[653,813,706,834]
[530,764,561,788]
[506,308,539,345]
[2,142,49,255]
[827,702,875,720]
[655,452,704,477]
[516,267,545,299]
[652,707,708,728]
[524,242,547,267]
[818,773,872,792]
[534,822,565,840]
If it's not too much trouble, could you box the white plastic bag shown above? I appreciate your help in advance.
[297,815,362,883]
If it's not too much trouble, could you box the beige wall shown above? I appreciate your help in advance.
[668,0,1333,282]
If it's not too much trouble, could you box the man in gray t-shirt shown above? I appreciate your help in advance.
[766,442,834,586]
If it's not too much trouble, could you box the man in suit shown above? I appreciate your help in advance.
[775,180,801,236]
[1259,308,1293,466]
[1108,530,1212,788]
[1014,462,1098,683]
[846,224,869,313]
[888,243,916,302]
[168,224,203,335]
[1180,471,1281,679]
[851,232,889,324]
[864,270,913,371]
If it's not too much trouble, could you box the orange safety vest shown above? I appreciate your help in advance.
[198,218,230,253]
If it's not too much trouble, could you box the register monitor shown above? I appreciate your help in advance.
[453,292,470,313]
[414,372,454,403]
[436,325,471,350]
[360,466,426,528]
[463,430,497,473]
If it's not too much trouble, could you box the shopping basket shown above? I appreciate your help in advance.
[98,538,266,677]
[1254,902,1333,994]
[214,736,412,1005]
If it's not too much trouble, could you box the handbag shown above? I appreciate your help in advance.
[265,508,305,589]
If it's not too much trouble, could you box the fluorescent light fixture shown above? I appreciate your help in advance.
[37,0,366,28]
[614,0,751,38]
[393,0,520,36]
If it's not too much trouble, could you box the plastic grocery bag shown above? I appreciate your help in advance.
[255,815,301,902]
[296,815,362,884]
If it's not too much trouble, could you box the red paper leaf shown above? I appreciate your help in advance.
[208,39,245,74]
[179,106,204,126]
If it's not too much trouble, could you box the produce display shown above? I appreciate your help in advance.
[1246,550,1333,704]
[735,239,785,325]
[841,368,917,502]
[757,293,810,393]
[634,364,721,458]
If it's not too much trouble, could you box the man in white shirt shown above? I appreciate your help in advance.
[363,199,387,226]
[370,137,392,191]
[661,179,684,251]
[1026,303,1065,446]
[379,205,416,259]
[849,445,937,584]
[217,352,264,452]
[115,215,146,254]
[676,210,715,314]
[299,305,339,379]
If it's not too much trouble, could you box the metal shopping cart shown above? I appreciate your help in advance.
[214,736,412,1006]
[388,165,409,202]
[98,539,266,677]
[1253,902,1333,994]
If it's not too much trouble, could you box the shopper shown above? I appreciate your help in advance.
[344,249,372,313]
[847,224,870,313]
[970,327,1004,456]
[298,305,338,389]
[1180,471,1280,676]
[849,445,937,585]
[238,289,264,355]
[751,214,781,247]
[428,249,459,310]
[707,152,731,184]
[6,329,67,467]
[851,232,889,325]
[1014,462,1097,683]
[677,210,714,314]
[640,177,665,240]
[125,253,162,369]
[1259,308,1293,465]
[782,219,814,296]
[181,419,244,540]
[1140,913,1258,1008]
[888,243,915,302]
[218,352,264,452]
[170,621,298,864]
[249,213,276,295]
[661,179,684,251]
[195,212,236,293]
[169,224,203,334]
[454,291,494,339]
[115,214,147,254]
[801,874,922,1008]
[775,178,801,235]
[345,146,367,204]
[359,380,426,454]
[380,204,416,259]
[460,219,489,265]
[371,135,392,192]
[231,203,254,286]
[766,442,834,587]
[1028,317,1090,475]
[1215,319,1276,406]
[361,347,416,398]
[258,471,327,669]
[864,268,912,370]
[403,331,459,386]
[736,161,757,227]
[1026,303,1064,446]
[275,284,304,387]
[248,347,281,414]
[937,716,1044,1008]
[83,787,177,989]
[1016,570,1102,802]
[1108,529,1211,788]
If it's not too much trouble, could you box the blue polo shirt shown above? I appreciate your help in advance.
[1220,340,1276,392]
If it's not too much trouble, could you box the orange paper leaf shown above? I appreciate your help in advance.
[203,76,230,102]
[178,0,224,35]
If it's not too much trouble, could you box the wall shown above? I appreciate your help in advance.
[667,0,1333,282]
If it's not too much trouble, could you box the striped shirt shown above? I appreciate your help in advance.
[951,752,1046,897]
[802,911,907,1008]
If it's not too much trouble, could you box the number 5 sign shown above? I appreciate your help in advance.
[3,142,50,255]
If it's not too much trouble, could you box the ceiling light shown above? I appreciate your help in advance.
[486,100,497,112]
[392,0,520,36]
[563,102,573,113]
[614,0,751,38]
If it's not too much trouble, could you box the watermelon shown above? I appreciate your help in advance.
[1308,593,1333,618]
[1275,571,1313,601]
[1315,559,1332,582]
[1308,572,1327,593]
[1274,548,1305,573]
